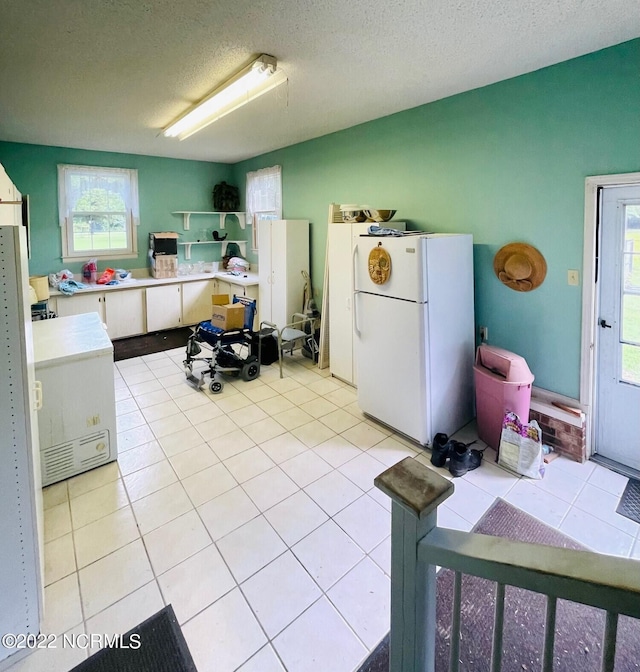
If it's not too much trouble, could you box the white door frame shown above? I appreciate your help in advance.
[580,171,640,457]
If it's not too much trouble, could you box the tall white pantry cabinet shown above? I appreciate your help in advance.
[328,220,405,385]
[0,164,43,666]
[258,219,309,328]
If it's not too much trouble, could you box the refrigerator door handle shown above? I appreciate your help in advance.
[353,291,360,336]
[351,242,358,294]
[352,242,361,335]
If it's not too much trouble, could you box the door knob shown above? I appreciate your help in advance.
[599,318,612,329]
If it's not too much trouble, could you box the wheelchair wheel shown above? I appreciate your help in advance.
[241,356,260,382]
[209,379,224,394]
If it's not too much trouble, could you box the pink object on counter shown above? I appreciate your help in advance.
[474,344,534,451]
[97,268,116,284]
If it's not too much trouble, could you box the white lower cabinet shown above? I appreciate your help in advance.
[215,279,232,297]
[55,292,105,321]
[53,289,145,339]
[182,279,216,325]
[51,278,259,337]
[105,288,146,339]
[146,284,182,332]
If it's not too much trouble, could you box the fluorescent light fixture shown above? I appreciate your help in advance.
[163,54,287,140]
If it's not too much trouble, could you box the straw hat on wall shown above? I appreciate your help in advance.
[493,243,547,292]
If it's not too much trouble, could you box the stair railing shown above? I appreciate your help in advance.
[375,457,640,672]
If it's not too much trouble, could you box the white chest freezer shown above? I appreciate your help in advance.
[33,312,117,486]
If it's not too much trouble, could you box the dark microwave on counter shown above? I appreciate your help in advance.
[149,232,179,255]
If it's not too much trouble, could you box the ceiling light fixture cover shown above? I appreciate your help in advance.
[163,54,287,140]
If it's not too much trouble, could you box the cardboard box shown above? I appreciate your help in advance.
[150,254,178,278]
[212,294,231,306]
[211,294,245,330]
[149,232,179,255]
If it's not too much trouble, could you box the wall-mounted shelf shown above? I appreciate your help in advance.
[172,211,247,231]
[178,240,247,260]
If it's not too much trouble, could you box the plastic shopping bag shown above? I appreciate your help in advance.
[498,411,545,479]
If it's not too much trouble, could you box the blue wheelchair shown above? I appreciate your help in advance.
[183,296,259,394]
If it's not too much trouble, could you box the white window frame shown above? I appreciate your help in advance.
[58,164,139,261]
[246,165,282,250]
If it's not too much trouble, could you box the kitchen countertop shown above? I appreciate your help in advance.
[50,271,259,296]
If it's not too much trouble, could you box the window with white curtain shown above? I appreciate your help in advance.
[246,165,282,250]
[58,164,139,260]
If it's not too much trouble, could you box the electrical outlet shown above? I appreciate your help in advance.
[479,326,488,342]
[568,270,580,286]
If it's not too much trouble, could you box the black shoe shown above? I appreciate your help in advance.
[448,441,483,478]
[430,433,450,468]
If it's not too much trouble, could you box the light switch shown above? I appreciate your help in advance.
[568,270,579,286]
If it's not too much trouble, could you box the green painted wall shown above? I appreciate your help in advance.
[0,142,234,276]
[1,40,638,398]
[233,39,640,399]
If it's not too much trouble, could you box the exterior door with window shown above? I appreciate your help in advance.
[596,185,640,470]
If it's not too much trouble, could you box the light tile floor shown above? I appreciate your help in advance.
[9,348,640,672]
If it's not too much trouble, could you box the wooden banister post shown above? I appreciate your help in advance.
[375,457,454,672]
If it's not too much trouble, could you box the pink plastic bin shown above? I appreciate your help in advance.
[474,344,534,451]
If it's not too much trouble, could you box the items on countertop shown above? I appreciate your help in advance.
[49,269,74,286]
[367,224,404,236]
[48,269,88,294]
[82,258,98,283]
[97,267,116,284]
[339,205,367,223]
[225,256,250,272]
[339,205,398,223]
[222,241,250,271]
[362,209,397,222]
[78,263,132,286]
[149,232,179,278]
[57,279,89,295]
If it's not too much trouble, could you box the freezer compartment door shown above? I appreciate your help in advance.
[354,235,426,302]
[354,292,431,445]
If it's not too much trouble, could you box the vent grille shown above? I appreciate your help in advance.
[43,442,75,481]
[79,431,106,447]
[41,431,111,486]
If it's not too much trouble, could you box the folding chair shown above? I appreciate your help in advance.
[260,313,316,378]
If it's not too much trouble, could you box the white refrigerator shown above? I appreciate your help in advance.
[354,233,475,446]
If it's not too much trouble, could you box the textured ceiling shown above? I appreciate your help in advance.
[0,0,638,163]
